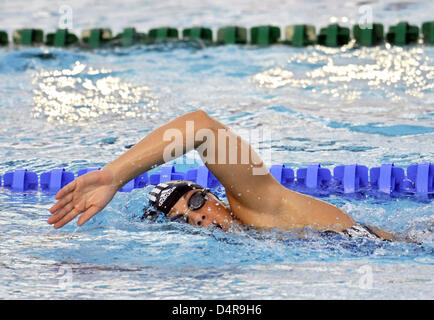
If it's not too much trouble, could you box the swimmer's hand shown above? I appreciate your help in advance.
[47,169,118,229]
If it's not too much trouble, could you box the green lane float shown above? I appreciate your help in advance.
[422,21,434,44]
[82,28,112,48]
[250,25,280,45]
[217,26,247,44]
[183,27,212,42]
[386,21,419,45]
[0,30,8,45]
[317,24,350,47]
[45,29,78,47]
[148,27,178,42]
[1,21,433,49]
[13,29,44,45]
[353,23,384,46]
[283,25,316,47]
[114,27,147,47]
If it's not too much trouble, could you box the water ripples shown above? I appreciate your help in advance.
[0,27,433,299]
[31,61,159,123]
[253,45,434,102]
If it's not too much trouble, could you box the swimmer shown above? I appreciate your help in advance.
[48,110,397,241]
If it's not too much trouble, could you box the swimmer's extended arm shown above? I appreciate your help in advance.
[107,109,288,222]
[48,110,284,228]
[48,110,354,231]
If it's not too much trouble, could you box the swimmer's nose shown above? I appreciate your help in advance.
[189,213,208,227]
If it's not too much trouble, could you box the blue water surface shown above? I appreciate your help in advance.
[0,0,433,300]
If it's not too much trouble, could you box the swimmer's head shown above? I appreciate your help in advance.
[144,180,234,231]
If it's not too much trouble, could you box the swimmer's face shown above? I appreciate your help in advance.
[167,189,235,231]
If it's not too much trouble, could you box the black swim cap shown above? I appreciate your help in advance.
[148,180,204,215]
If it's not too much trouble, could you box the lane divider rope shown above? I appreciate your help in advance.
[1,162,432,199]
[0,21,433,48]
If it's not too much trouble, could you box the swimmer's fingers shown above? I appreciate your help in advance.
[77,206,101,226]
[52,208,81,229]
[49,193,73,214]
[47,202,74,225]
[52,199,86,229]
[55,180,76,200]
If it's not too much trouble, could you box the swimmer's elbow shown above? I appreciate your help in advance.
[191,109,208,117]
[189,110,219,130]
[189,110,210,122]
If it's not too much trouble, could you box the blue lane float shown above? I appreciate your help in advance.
[370,163,406,194]
[269,164,294,189]
[333,164,369,194]
[149,165,186,185]
[186,165,222,189]
[3,169,38,192]
[406,163,434,197]
[40,168,74,192]
[0,162,432,199]
[296,164,332,191]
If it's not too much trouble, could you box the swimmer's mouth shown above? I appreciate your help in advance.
[213,224,223,230]
[170,214,187,223]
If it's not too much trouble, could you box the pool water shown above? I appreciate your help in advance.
[0,0,433,299]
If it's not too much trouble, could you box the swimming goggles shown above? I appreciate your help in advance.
[169,188,210,222]
[187,188,210,210]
